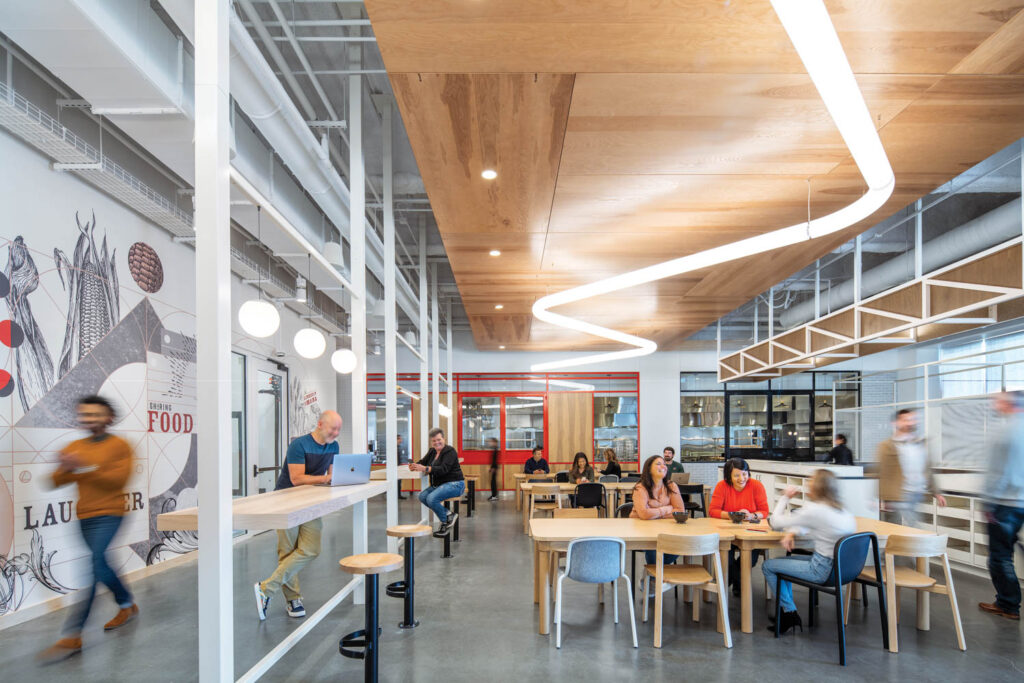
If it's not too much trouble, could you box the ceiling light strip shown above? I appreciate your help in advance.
[530,0,895,372]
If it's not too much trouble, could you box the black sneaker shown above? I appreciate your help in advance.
[488,496,498,502]
[254,582,270,621]
[286,598,305,618]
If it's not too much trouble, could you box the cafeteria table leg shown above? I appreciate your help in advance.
[533,541,540,604]
[916,556,930,630]
[522,494,529,534]
[539,548,551,635]
[516,482,522,511]
[740,547,753,634]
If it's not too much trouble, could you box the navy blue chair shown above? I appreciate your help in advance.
[772,531,888,666]
[555,471,570,483]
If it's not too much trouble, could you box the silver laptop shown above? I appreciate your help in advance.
[320,453,371,486]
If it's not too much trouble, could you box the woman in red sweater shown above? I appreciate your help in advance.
[710,458,770,595]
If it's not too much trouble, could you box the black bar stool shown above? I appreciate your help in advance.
[338,552,404,683]
[439,496,461,558]
[463,476,478,517]
[385,524,431,629]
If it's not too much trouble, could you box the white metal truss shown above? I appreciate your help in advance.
[719,238,1024,381]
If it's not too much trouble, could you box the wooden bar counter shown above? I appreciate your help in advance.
[156,481,387,531]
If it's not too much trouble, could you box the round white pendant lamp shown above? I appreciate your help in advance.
[238,299,281,338]
[294,327,327,359]
[238,206,281,338]
[331,348,357,374]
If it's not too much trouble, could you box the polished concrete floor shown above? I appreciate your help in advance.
[1,495,1022,682]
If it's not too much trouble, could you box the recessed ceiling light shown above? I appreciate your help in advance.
[481,169,497,180]
[494,304,504,310]
[489,249,501,257]
[499,345,506,350]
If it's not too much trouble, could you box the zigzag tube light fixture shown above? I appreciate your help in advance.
[530,0,895,372]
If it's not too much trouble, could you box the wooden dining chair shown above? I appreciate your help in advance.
[642,533,731,649]
[527,483,563,534]
[847,534,965,654]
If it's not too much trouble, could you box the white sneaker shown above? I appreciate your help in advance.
[254,582,270,621]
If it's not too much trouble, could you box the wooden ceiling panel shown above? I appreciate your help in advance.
[389,73,573,234]
[366,0,1024,352]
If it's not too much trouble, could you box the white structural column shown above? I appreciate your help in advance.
[194,1,232,680]
[348,70,368,603]
[446,299,453,434]
[382,99,398,553]
[431,265,440,428]
[418,218,429,491]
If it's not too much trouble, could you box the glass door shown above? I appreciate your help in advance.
[504,395,545,461]
[726,392,768,459]
[248,359,287,495]
[770,392,813,460]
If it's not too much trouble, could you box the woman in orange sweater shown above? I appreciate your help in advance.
[710,457,770,595]
[38,396,138,664]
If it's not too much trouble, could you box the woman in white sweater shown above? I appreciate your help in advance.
[761,469,856,634]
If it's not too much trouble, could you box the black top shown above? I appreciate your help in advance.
[490,447,499,469]
[825,444,853,466]
[601,461,622,477]
[524,457,550,474]
[418,444,464,487]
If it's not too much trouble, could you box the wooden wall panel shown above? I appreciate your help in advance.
[547,392,594,464]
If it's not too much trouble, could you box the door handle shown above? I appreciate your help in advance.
[253,464,281,478]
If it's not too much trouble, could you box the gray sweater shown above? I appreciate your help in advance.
[987,414,1024,507]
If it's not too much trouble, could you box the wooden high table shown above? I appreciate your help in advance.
[157,481,387,680]
[529,515,930,636]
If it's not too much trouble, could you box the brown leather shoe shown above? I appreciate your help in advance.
[104,604,139,630]
[979,602,1020,620]
[37,637,82,664]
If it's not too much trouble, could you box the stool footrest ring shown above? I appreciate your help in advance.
[339,627,383,660]
[386,581,407,599]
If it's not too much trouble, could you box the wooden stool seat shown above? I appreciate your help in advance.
[442,495,462,502]
[339,553,404,575]
[858,566,937,589]
[534,502,559,511]
[644,564,713,586]
[386,524,432,539]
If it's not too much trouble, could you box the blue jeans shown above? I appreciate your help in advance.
[64,515,134,636]
[419,480,466,521]
[645,551,678,565]
[987,503,1024,615]
[761,552,833,613]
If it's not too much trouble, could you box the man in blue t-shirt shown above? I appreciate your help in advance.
[254,410,342,621]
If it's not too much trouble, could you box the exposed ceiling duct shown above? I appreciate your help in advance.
[779,197,1023,328]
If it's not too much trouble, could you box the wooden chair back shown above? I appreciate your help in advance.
[532,483,562,497]
[553,508,599,519]
[657,532,719,558]
[885,534,948,558]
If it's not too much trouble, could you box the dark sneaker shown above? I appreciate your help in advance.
[979,602,1020,620]
[37,637,82,664]
[488,496,498,502]
[254,582,270,621]
[287,599,305,618]
[104,604,139,630]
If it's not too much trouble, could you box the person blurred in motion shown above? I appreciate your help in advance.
[824,433,853,466]
[487,437,500,502]
[710,457,770,595]
[979,392,1024,621]
[524,445,550,475]
[38,396,137,664]
[875,409,946,527]
[600,448,622,478]
[761,470,856,634]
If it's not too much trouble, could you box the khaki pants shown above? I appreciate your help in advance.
[260,518,322,600]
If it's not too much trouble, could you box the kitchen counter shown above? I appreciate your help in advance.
[738,459,864,477]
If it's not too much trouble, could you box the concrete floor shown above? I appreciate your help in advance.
[1,496,1022,682]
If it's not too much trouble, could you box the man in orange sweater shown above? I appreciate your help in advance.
[38,395,138,664]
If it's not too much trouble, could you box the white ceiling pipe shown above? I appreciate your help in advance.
[228,14,422,327]
[778,197,1022,328]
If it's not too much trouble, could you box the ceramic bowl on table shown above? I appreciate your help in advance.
[728,511,746,524]
[672,511,689,524]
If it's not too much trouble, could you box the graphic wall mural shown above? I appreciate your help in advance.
[0,132,197,617]
[0,128,337,619]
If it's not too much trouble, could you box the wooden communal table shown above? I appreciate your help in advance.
[369,464,423,481]
[520,481,637,532]
[530,517,738,635]
[529,515,930,637]
[513,472,552,510]
[157,481,387,531]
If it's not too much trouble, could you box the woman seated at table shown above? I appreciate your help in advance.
[710,457,770,595]
[761,470,856,634]
[567,452,595,506]
[630,455,686,566]
[600,448,622,478]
